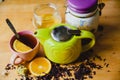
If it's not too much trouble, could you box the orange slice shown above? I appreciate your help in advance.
[28,57,51,76]
[13,39,32,53]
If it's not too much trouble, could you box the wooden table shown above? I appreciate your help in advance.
[0,0,120,80]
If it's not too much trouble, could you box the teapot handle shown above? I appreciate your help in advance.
[79,30,95,52]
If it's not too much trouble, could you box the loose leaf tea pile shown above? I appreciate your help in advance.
[3,49,111,80]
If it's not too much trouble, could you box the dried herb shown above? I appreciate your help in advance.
[95,55,102,61]
[106,64,109,67]
[74,59,103,80]
[5,64,16,70]
[97,25,104,32]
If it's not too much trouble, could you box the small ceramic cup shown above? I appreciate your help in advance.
[9,30,40,65]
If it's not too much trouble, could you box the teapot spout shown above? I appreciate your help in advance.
[34,28,50,45]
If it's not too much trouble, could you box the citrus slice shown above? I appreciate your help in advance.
[28,57,51,76]
[13,39,32,53]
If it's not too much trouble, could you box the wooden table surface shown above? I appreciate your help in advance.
[0,0,120,80]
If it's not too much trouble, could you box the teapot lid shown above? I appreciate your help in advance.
[51,25,80,42]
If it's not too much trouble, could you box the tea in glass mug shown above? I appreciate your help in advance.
[33,3,61,29]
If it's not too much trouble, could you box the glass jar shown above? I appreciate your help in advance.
[33,3,61,29]
[65,0,99,33]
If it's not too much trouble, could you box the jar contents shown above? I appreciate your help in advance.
[34,13,61,29]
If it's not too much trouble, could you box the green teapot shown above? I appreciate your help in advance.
[34,24,95,64]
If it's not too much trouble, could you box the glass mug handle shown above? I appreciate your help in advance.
[10,54,24,65]
[79,30,95,52]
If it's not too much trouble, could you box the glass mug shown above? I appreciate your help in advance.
[33,3,61,29]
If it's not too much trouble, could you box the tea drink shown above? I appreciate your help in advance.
[33,3,61,29]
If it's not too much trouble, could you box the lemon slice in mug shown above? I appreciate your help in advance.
[13,39,32,53]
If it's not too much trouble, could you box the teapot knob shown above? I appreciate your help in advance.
[51,26,73,42]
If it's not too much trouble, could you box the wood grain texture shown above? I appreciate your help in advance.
[0,0,120,80]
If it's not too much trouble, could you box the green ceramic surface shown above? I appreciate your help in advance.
[35,24,95,64]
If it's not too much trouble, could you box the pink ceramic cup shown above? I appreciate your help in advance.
[9,30,40,65]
